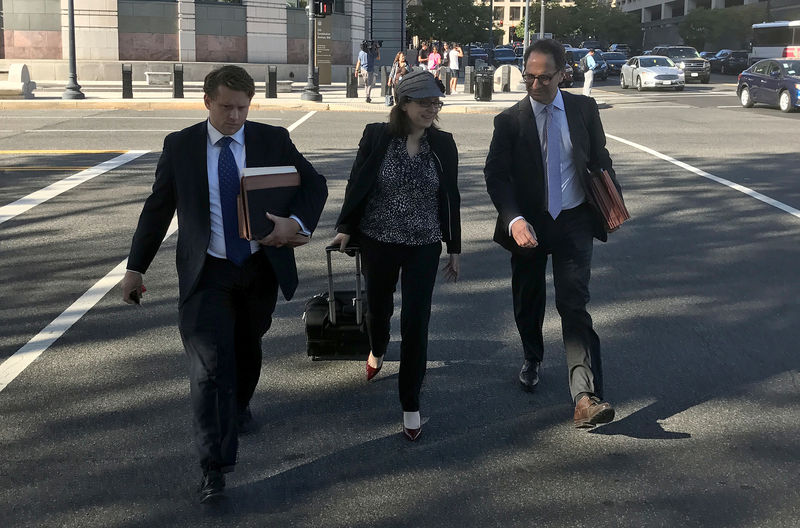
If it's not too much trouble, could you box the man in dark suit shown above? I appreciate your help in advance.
[484,39,622,429]
[120,65,327,503]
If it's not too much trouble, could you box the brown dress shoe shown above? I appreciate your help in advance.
[573,395,615,428]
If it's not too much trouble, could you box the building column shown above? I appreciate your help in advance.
[62,0,119,60]
[642,7,653,22]
[178,0,196,62]
[685,0,696,13]
[663,1,673,18]
[246,0,287,63]
[742,0,759,4]
[349,0,367,61]
[710,0,724,8]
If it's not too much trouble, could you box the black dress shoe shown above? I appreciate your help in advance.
[519,360,541,392]
[238,406,255,435]
[198,470,225,504]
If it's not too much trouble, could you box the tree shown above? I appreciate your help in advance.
[407,0,492,44]
[516,0,639,48]
[679,5,767,50]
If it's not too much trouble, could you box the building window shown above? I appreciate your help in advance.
[197,0,243,4]
[334,0,344,13]
[510,7,521,20]
[286,0,308,8]
[493,7,504,20]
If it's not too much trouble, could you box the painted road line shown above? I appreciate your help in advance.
[287,110,316,132]
[24,130,178,133]
[0,111,318,393]
[607,105,693,109]
[0,167,92,171]
[0,150,149,225]
[0,150,127,154]
[0,219,179,394]
[606,133,800,220]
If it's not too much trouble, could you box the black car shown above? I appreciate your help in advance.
[492,47,519,68]
[712,50,749,75]
[651,45,711,83]
[601,51,627,75]
[566,48,608,81]
[465,46,489,68]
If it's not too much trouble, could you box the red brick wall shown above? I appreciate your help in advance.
[119,33,178,61]
[3,30,62,60]
[196,35,246,63]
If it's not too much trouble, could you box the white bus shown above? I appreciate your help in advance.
[750,20,800,64]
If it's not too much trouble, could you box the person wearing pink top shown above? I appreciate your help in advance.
[427,46,442,78]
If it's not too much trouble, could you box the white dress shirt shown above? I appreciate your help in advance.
[509,91,585,234]
[206,120,310,260]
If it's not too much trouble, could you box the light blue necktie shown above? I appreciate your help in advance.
[544,104,562,219]
[216,136,251,266]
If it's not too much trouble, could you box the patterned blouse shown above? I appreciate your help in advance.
[359,135,442,246]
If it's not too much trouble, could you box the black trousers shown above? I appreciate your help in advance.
[510,203,603,402]
[178,252,278,473]
[360,235,442,412]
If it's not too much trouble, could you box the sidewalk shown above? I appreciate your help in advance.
[0,80,527,114]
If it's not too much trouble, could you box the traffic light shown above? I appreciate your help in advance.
[314,0,333,16]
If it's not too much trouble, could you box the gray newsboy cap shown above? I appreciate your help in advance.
[396,70,445,100]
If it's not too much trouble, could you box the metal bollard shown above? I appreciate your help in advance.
[173,63,184,98]
[441,68,451,95]
[501,65,511,93]
[346,67,358,98]
[380,66,388,97]
[122,63,133,99]
[464,66,475,94]
[266,65,277,98]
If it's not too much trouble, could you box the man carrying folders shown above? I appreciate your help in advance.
[119,65,327,504]
[484,39,626,429]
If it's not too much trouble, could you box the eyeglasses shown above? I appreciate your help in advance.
[521,72,560,85]
[411,100,444,110]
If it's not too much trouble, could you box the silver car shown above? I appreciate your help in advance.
[620,55,685,91]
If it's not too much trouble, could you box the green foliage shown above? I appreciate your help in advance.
[407,0,494,44]
[679,5,768,50]
[515,0,639,48]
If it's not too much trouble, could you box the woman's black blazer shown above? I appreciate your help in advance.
[336,122,461,254]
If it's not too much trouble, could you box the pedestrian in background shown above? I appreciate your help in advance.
[356,41,380,103]
[484,39,622,429]
[582,48,597,97]
[387,51,409,105]
[448,43,463,94]
[427,45,441,78]
[419,42,430,70]
[332,71,461,442]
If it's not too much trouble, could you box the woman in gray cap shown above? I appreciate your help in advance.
[332,70,461,441]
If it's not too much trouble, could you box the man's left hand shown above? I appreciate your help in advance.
[259,213,307,248]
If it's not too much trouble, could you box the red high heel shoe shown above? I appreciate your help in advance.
[366,353,383,381]
[403,426,421,441]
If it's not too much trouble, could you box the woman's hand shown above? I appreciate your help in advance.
[332,232,351,252]
[441,253,460,283]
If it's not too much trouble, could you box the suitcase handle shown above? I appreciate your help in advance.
[324,245,363,326]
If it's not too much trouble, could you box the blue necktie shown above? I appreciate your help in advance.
[217,136,251,266]
[544,104,562,219]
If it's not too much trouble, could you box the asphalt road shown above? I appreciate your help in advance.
[1,87,798,528]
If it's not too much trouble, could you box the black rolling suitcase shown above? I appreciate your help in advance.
[303,246,370,360]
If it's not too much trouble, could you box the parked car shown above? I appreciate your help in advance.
[580,40,602,50]
[607,44,631,55]
[465,45,489,68]
[699,51,717,60]
[738,58,800,112]
[601,51,628,75]
[711,50,750,74]
[650,45,711,83]
[565,48,608,81]
[620,55,685,91]
[559,63,574,88]
[492,47,519,68]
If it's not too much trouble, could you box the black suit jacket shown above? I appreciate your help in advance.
[484,91,622,253]
[127,120,328,304]
[335,122,461,254]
